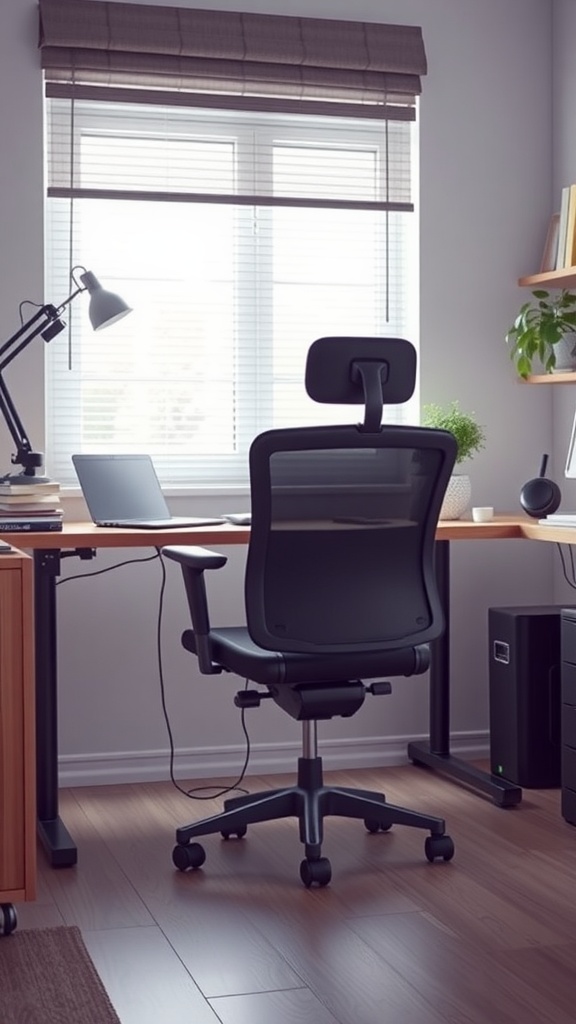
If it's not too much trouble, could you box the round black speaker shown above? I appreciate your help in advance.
[520,454,561,518]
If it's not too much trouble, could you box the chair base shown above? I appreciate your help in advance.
[173,755,454,884]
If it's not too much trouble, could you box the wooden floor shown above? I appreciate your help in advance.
[15,763,576,1024]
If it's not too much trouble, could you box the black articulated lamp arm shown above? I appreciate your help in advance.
[0,270,131,483]
[0,304,67,481]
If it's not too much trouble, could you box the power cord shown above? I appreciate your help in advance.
[156,547,250,800]
[57,547,252,801]
[556,542,576,589]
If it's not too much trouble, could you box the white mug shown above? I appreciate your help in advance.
[472,506,494,523]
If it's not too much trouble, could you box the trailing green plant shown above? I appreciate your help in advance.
[422,401,486,465]
[506,288,576,379]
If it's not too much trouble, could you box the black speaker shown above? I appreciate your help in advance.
[488,605,563,787]
[520,453,561,518]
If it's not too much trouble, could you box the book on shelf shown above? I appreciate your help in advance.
[556,186,571,269]
[564,183,576,268]
[0,517,63,532]
[540,212,561,273]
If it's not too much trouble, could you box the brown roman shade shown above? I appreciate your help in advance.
[38,0,427,119]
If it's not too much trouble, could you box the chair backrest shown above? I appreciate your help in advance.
[244,338,457,655]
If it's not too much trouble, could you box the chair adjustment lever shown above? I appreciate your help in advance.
[366,681,392,696]
[234,689,273,709]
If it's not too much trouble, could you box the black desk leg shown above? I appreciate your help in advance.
[34,549,78,867]
[407,539,522,807]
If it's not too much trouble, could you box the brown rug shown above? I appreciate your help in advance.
[0,925,121,1023]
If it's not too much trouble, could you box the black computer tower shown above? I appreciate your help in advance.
[488,605,562,788]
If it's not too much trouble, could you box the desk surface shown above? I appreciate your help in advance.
[0,514,561,549]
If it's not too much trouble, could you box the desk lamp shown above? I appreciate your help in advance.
[0,267,131,483]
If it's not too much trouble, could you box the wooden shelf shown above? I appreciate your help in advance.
[518,267,576,288]
[524,371,576,383]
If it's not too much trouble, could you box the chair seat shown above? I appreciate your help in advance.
[182,626,429,687]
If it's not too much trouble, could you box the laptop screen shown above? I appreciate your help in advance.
[72,454,171,521]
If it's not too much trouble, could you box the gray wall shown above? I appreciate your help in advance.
[0,0,557,785]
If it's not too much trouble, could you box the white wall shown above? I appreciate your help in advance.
[0,0,556,785]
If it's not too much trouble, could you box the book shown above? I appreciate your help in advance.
[0,518,63,532]
[0,506,63,515]
[556,186,571,269]
[540,212,561,272]
[0,496,62,508]
[564,183,576,267]
[0,481,60,495]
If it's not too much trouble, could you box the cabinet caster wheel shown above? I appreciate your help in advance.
[299,857,332,888]
[364,818,392,833]
[221,825,247,840]
[0,903,17,936]
[425,834,455,862]
[172,842,206,872]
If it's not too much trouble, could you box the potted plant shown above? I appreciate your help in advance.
[422,401,486,519]
[506,288,576,379]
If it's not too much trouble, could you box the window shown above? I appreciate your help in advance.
[39,1,426,488]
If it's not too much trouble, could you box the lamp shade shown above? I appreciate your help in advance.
[79,271,132,330]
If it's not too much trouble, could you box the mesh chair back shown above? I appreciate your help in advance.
[245,424,456,654]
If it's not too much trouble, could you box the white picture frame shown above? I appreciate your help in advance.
[565,410,576,477]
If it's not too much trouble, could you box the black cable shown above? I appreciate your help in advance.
[56,551,160,585]
[556,543,576,589]
[156,548,250,800]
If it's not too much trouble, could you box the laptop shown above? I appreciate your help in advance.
[72,453,225,529]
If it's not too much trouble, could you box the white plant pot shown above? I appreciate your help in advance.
[439,473,471,521]
[553,332,576,372]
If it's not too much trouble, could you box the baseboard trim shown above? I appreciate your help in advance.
[58,731,490,788]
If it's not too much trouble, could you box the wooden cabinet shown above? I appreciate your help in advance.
[0,551,36,919]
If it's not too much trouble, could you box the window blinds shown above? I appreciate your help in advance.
[39,0,427,118]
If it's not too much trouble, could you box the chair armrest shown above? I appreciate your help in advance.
[162,545,228,572]
[162,545,228,674]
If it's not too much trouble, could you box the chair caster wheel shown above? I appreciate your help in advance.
[221,825,247,839]
[364,818,392,833]
[172,842,206,871]
[425,834,455,862]
[0,903,17,935]
[300,857,332,888]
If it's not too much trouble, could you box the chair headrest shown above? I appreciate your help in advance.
[305,337,417,432]
[305,337,416,405]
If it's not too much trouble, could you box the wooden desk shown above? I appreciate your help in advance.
[0,516,554,868]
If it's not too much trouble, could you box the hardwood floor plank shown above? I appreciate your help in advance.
[348,911,576,1024]
[41,789,155,930]
[83,926,222,1024]
[499,942,576,1017]
[209,987,343,1024]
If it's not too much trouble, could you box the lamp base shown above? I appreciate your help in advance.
[1,471,53,486]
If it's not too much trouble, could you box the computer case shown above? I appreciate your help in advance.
[488,605,562,788]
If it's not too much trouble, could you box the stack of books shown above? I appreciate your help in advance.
[0,480,63,532]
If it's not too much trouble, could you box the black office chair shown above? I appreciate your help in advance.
[163,337,458,887]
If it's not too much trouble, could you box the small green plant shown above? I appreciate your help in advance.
[422,401,486,465]
[506,288,576,379]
